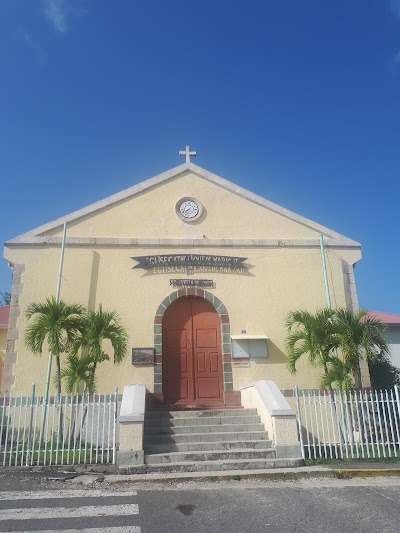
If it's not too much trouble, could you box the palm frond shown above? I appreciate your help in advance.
[59,353,97,394]
[320,356,354,392]
[25,296,86,396]
[74,304,128,366]
[334,308,389,373]
[285,308,337,374]
[25,297,85,356]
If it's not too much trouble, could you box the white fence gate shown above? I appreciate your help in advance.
[295,386,400,460]
[0,386,119,467]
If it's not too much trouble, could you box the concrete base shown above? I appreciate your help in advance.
[275,444,302,459]
[116,450,144,466]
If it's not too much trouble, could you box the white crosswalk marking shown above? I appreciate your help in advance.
[0,489,137,500]
[9,529,141,533]
[0,488,141,533]
[0,504,139,520]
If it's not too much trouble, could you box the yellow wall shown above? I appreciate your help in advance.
[0,329,6,353]
[3,170,362,395]
[42,172,327,240]
[4,243,360,395]
[0,329,6,394]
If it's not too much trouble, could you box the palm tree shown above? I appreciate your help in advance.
[59,353,96,395]
[24,297,85,397]
[285,308,338,377]
[285,308,346,447]
[71,305,129,378]
[334,309,389,387]
[59,353,96,446]
[320,356,354,392]
[61,305,128,445]
[63,305,128,398]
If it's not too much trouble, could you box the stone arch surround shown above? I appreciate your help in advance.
[153,287,239,405]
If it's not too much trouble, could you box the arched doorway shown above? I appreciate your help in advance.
[162,296,224,405]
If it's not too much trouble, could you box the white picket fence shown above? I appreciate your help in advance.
[295,386,400,460]
[0,387,119,467]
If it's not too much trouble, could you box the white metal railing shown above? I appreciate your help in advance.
[0,386,119,467]
[294,386,400,460]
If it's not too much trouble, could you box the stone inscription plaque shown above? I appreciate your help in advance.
[170,279,215,288]
[132,348,155,364]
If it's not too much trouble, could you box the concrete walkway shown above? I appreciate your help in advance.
[4,461,400,484]
[55,461,400,484]
[104,462,400,484]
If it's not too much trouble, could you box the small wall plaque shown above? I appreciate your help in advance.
[132,348,155,364]
[170,279,215,288]
[232,360,251,368]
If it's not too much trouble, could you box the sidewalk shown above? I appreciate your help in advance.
[104,462,400,484]
[4,461,400,484]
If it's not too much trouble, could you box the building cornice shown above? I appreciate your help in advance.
[4,236,361,249]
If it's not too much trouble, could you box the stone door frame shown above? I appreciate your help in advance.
[153,287,237,405]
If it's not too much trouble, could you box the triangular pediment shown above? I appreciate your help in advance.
[5,162,360,247]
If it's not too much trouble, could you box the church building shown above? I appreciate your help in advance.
[1,149,368,403]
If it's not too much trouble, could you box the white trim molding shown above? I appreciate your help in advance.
[5,237,361,249]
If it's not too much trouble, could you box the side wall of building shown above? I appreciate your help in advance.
[388,326,400,369]
[0,328,6,393]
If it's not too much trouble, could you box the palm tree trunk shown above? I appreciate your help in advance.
[75,402,88,446]
[355,363,362,388]
[55,354,64,445]
[74,363,97,446]
[324,362,345,451]
[56,355,62,398]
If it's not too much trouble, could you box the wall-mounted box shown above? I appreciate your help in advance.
[132,348,155,364]
[231,335,268,359]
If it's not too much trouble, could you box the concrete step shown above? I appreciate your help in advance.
[146,408,256,419]
[144,431,269,445]
[145,448,276,464]
[144,423,265,435]
[144,415,261,427]
[121,457,303,474]
[145,440,272,454]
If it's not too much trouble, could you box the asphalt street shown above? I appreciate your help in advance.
[1,471,400,532]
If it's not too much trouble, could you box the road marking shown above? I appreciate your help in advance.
[0,489,137,501]
[0,504,139,520]
[6,526,142,533]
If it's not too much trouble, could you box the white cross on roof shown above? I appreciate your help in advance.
[179,145,197,163]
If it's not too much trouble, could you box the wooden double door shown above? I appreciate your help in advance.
[162,297,224,405]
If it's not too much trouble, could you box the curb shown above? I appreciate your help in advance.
[3,465,400,484]
[104,467,400,484]
[105,470,333,484]
[330,468,400,479]
[104,468,400,484]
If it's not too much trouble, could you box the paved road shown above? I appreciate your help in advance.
[1,472,400,532]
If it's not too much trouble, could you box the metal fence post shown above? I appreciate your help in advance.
[394,386,400,447]
[25,384,36,467]
[294,387,305,460]
[113,388,118,465]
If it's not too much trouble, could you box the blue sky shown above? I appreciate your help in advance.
[0,0,399,313]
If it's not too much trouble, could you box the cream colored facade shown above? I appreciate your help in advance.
[0,330,6,357]
[2,162,367,398]
[0,329,6,391]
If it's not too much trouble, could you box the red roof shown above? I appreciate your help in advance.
[0,305,10,328]
[366,310,400,325]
